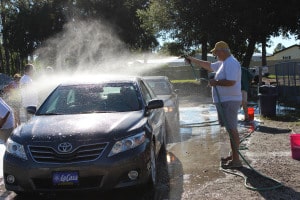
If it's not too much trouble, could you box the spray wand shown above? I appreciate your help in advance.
[180,54,203,81]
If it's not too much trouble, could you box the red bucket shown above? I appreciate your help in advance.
[247,107,254,121]
[290,134,300,160]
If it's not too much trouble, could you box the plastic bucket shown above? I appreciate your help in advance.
[290,134,300,160]
[248,107,254,121]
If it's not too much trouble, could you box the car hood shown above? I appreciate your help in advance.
[14,111,146,142]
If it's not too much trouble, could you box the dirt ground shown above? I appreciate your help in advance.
[194,118,300,200]
[175,82,300,200]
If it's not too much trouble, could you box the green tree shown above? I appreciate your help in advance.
[69,0,157,51]
[0,0,66,74]
[138,0,300,68]
[273,43,286,54]
[159,42,184,56]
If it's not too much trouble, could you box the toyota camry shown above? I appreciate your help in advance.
[3,76,167,195]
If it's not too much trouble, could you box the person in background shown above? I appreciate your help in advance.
[241,67,253,122]
[184,41,242,169]
[0,97,15,142]
[3,73,22,125]
[20,64,38,121]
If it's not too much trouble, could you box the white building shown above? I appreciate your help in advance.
[267,44,300,61]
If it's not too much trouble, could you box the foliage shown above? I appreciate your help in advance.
[1,0,300,75]
[138,0,300,66]
[159,42,185,56]
[0,0,158,74]
[273,43,286,54]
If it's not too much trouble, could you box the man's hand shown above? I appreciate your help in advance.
[209,79,218,87]
[180,54,191,64]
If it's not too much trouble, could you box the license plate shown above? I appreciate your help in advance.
[52,171,79,186]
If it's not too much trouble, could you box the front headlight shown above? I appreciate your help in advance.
[6,138,28,160]
[164,106,174,113]
[108,132,146,157]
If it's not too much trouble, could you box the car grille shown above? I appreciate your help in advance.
[29,143,108,163]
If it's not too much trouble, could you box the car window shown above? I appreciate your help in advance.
[139,81,153,104]
[144,79,172,95]
[36,83,141,115]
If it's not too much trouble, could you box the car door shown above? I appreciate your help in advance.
[139,80,165,152]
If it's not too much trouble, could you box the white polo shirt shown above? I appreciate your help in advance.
[210,55,242,103]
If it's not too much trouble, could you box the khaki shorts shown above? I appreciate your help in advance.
[216,101,241,130]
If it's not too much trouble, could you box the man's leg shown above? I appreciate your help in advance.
[242,90,249,120]
[229,128,241,164]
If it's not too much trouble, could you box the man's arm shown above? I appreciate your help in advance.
[186,56,214,72]
[209,79,236,87]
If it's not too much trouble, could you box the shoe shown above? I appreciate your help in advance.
[221,156,232,163]
[221,161,243,169]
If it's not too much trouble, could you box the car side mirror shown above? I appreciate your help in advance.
[146,99,164,110]
[26,106,37,114]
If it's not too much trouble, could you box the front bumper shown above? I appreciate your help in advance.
[4,142,151,192]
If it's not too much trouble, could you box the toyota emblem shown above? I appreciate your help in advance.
[57,142,73,153]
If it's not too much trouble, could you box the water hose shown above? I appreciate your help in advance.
[184,58,283,191]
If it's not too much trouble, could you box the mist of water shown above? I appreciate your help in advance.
[32,19,181,103]
[35,19,176,75]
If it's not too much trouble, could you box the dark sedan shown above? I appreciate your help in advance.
[143,76,180,142]
[3,76,166,195]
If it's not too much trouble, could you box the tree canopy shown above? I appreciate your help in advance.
[137,0,300,67]
[0,0,156,74]
[1,0,300,75]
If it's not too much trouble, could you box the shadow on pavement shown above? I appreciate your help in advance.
[231,167,300,200]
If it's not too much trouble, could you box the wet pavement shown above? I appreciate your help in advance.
[0,98,258,200]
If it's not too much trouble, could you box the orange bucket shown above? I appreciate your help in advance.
[247,107,254,121]
[290,134,300,160]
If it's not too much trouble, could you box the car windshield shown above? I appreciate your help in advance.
[145,79,172,95]
[37,82,141,115]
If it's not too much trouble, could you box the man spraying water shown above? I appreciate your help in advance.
[184,41,242,169]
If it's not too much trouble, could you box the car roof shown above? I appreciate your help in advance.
[57,75,142,86]
[142,76,169,80]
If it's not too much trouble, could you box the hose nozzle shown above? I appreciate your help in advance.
[179,54,189,59]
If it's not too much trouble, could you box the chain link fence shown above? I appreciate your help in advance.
[274,62,300,105]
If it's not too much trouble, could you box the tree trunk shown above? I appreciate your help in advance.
[259,38,267,85]
[200,36,208,84]
[1,7,10,74]
[0,46,4,72]
[242,38,256,67]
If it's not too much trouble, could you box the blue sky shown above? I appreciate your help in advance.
[266,35,299,54]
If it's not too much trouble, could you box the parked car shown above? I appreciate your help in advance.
[3,76,167,195]
[142,76,180,142]
[0,73,13,96]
